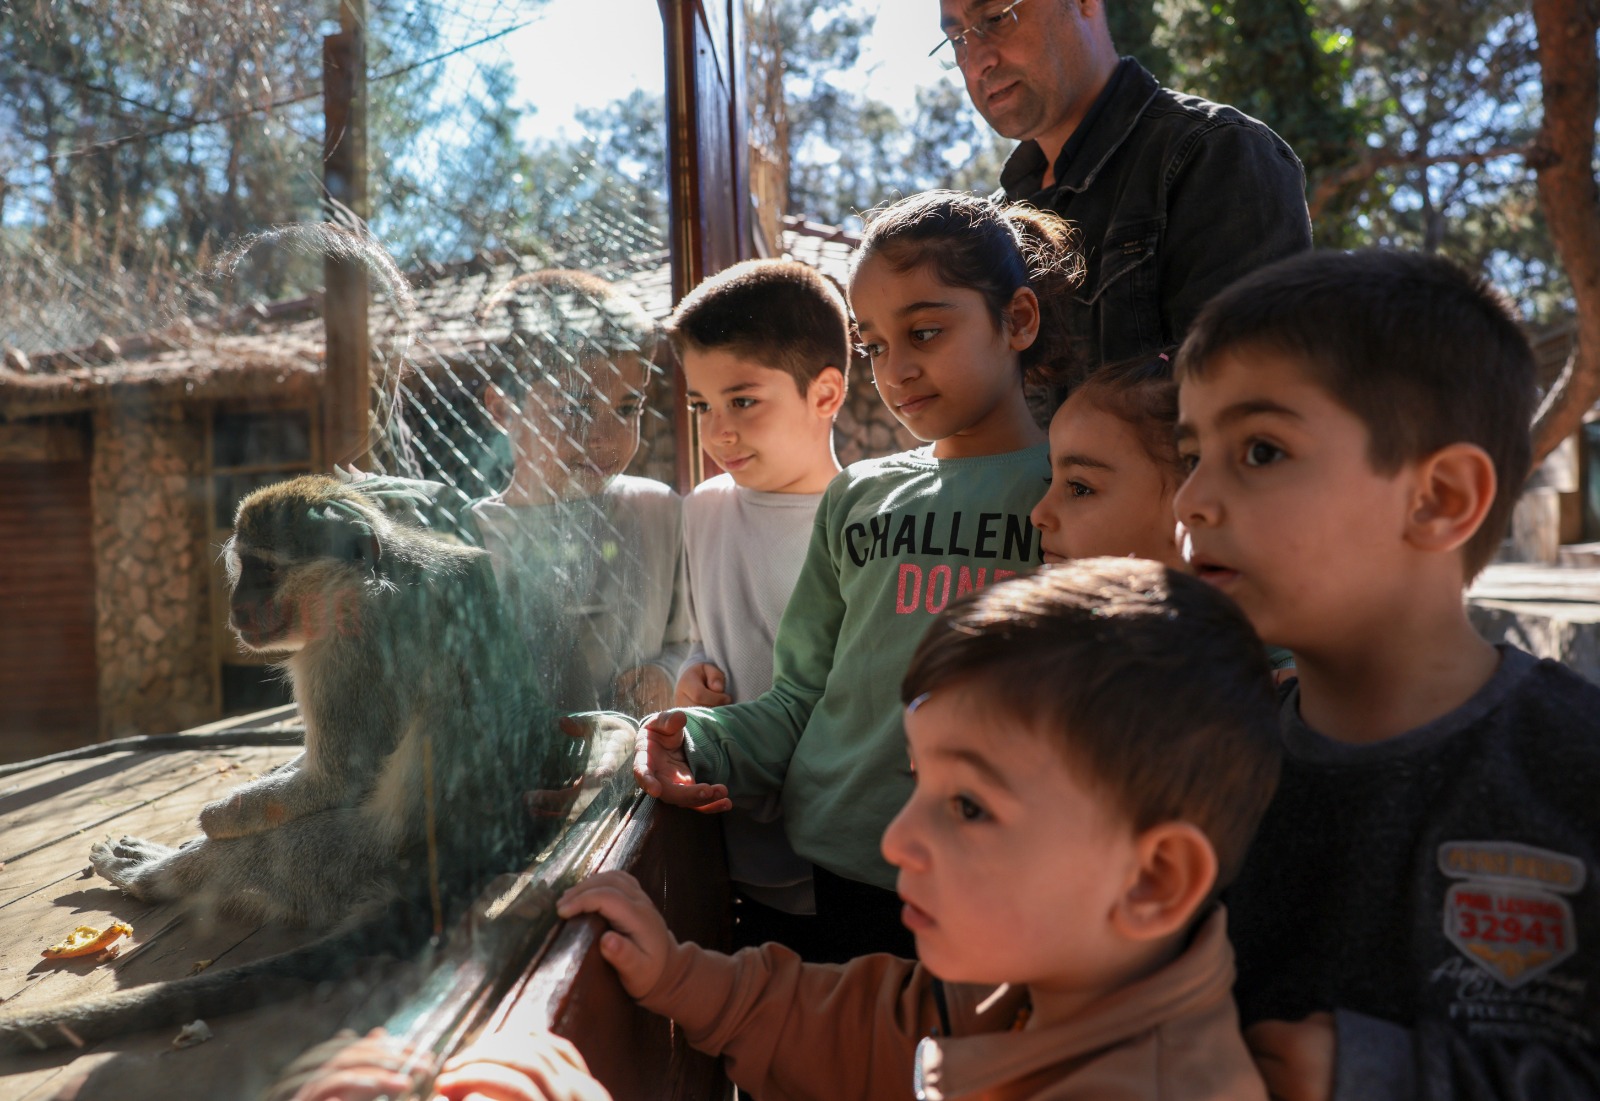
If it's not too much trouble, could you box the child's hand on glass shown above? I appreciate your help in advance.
[673,662,732,708]
[556,871,677,999]
[284,1026,612,1101]
[433,1029,613,1101]
[284,1028,432,1101]
[630,710,731,812]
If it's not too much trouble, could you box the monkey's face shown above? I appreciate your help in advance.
[225,541,376,653]
[225,483,383,652]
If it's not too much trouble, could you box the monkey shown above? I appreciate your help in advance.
[0,474,597,1054]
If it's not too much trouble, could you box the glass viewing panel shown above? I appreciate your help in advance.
[0,0,674,1094]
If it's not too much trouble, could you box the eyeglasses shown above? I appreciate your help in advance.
[928,0,1030,64]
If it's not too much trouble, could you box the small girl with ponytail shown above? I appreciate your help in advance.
[1030,351,1186,569]
[1027,351,1297,676]
[636,191,1083,961]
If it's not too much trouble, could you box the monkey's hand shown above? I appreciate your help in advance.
[89,836,177,899]
[556,871,676,1000]
[631,711,731,813]
[673,662,732,708]
[200,771,337,838]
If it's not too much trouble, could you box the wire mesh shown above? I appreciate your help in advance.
[2,0,681,715]
[1,1,682,1091]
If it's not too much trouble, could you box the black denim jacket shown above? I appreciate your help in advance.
[1000,59,1312,385]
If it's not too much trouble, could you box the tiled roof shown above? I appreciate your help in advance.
[0,225,860,418]
[0,253,652,417]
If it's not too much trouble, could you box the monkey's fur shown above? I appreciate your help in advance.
[0,475,580,1054]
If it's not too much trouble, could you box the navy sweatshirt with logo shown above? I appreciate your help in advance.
[1227,646,1600,1099]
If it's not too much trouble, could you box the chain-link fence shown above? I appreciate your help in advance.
[1,0,687,732]
[1,3,699,1091]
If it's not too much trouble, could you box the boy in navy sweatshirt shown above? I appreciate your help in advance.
[1174,249,1600,1099]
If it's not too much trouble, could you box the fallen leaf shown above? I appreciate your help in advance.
[43,921,133,959]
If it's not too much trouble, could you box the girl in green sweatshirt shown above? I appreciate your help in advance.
[637,190,1082,960]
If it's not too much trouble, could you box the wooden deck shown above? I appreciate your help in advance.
[0,711,406,1098]
[0,708,730,1101]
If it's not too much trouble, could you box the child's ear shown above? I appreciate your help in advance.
[1404,443,1497,556]
[806,366,848,419]
[1004,286,1041,353]
[1110,822,1217,943]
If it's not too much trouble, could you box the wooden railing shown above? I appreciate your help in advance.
[471,797,733,1101]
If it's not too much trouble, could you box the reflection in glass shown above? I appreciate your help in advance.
[469,271,687,717]
[0,0,675,1092]
[212,410,314,468]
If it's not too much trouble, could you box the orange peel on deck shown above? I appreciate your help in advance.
[42,921,133,960]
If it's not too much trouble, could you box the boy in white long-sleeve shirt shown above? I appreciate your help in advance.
[666,259,850,955]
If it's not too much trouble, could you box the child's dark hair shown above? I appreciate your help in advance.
[476,269,658,396]
[666,259,851,396]
[1176,249,1535,579]
[1069,351,1182,485]
[902,558,1280,893]
[853,190,1085,383]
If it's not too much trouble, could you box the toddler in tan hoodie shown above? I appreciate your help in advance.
[557,559,1279,1101]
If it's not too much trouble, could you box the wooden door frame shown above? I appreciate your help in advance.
[662,0,753,492]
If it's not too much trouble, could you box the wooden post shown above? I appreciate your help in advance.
[663,0,703,495]
[322,1,370,470]
[662,0,753,494]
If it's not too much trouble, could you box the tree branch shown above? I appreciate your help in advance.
[1527,0,1600,465]
[1307,143,1533,221]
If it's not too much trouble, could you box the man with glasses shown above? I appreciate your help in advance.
[936,0,1312,385]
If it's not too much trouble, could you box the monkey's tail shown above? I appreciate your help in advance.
[0,918,407,1057]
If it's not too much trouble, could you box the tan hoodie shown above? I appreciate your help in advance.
[638,906,1267,1101]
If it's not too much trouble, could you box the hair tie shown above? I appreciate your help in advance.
[1158,352,1170,362]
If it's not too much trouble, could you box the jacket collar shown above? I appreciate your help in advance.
[912,905,1237,1100]
[999,58,1161,199]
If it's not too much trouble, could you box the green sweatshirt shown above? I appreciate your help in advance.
[683,444,1049,889]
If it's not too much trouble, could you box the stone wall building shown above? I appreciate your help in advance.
[1,324,323,760]
[92,403,215,739]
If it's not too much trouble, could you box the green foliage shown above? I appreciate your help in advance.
[367,12,666,270]
[744,0,1013,225]
[1162,0,1368,243]
[573,90,669,232]
[1106,0,1173,84]
[1323,0,1560,318]
[1155,0,1569,318]
[455,87,668,270]
[0,0,568,342]
[368,44,543,264]
[0,0,330,324]
[902,82,1016,198]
